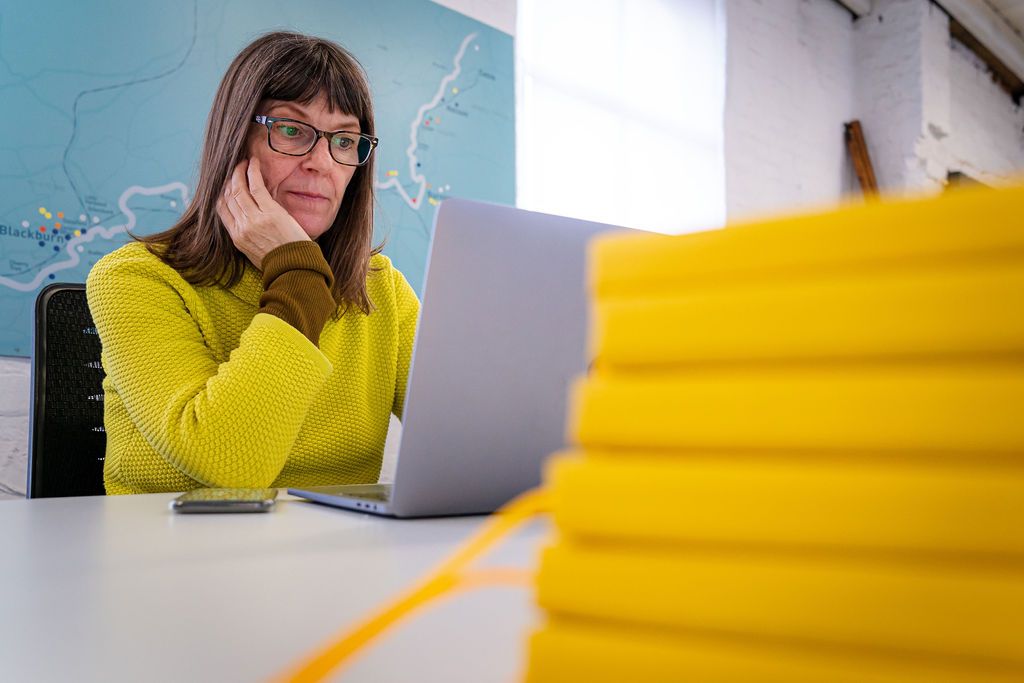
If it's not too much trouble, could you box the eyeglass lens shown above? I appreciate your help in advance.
[268,120,373,165]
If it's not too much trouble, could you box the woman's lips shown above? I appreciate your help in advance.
[287,190,329,202]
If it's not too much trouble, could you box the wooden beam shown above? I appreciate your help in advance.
[845,120,879,198]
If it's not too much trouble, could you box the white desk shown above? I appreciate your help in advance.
[0,492,548,682]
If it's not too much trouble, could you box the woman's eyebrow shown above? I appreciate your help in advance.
[268,105,359,130]
[326,120,360,131]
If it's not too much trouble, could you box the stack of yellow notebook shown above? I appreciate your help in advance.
[523,184,1024,682]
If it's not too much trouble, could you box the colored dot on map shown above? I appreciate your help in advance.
[423,119,430,127]
[54,223,61,229]
[92,216,100,224]
[79,214,87,222]
[451,87,459,94]
[170,200,177,208]
[38,241,44,247]
[411,198,417,204]
[45,213,52,219]
[74,230,81,237]
[38,207,46,215]
[38,226,46,233]
[21,220,29,228]
[53,246,59,252]
[77,246,84,253]
[49,274,55,280]
[387,170,398,177]
[57,212,64,219]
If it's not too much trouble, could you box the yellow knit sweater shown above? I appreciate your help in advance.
[86,241,419,494]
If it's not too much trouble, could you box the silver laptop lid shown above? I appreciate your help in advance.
[387,198,631,516]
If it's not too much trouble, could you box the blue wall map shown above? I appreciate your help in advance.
[0,0,514,356]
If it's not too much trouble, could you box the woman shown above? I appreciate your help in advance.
[86,32,419,494]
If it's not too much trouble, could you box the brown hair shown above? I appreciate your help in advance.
[141,31,380,314]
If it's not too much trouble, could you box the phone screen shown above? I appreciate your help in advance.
[170,487,278,513]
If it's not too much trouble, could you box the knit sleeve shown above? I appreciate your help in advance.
[391,265,420,419]
[86,250,333,489]
[258,240,337,346]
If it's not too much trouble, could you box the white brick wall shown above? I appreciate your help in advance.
[853,0,936,192]
[725,0,857,221]
[725,0,1024,218]
[947,38,1024,183]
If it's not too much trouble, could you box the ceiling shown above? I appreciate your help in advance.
[986,0,1024,40]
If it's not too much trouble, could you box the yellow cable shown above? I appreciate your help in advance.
[457,567,534,589]
[277,488,550,682]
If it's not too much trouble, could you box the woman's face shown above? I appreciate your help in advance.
[246,94,360,240]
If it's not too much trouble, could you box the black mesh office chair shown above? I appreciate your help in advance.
[28,283,107,497]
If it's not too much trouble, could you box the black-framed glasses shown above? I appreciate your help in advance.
[253,115,379,166]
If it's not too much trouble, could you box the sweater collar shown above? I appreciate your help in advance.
[226,261,264,307]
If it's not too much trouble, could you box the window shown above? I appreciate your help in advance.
[516,0,726,234]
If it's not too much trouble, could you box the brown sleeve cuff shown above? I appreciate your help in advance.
[258,241,337,346]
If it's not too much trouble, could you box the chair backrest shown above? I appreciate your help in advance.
[28,283,107,498]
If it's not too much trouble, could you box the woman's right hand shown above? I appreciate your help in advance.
[216,157,310,270]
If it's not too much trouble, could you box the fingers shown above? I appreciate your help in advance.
[218,162,250,234]
[246,156,270,206]
[221,177,244,229]
[216,188,237,231]
[218,157,309,269]
[228,160,259,216]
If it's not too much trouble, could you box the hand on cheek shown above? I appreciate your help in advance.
[215,157,310,270]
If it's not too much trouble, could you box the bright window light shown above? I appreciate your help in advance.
[516,0,726,234]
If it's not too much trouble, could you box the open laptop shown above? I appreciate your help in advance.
[288,198,632,517]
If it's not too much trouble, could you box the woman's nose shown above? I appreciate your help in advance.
[303,135,335,169]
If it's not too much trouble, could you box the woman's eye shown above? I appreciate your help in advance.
[332,135,354,149]
[275,125,301,137]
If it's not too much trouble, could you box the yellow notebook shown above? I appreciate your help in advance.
[569,366,1024,453]
[535,542,1024,665]
[525,619,1024,683]
[546,453,1024,557]
[591,261,1024,367]
[590,183,1024,298]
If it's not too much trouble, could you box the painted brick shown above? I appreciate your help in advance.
[726,0,1024,218]
[947,38,1024,182]
[725,0,856,220]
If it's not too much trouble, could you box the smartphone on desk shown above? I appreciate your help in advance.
[170,488,278,513]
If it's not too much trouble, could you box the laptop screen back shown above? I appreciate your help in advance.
[387,198,632,516]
